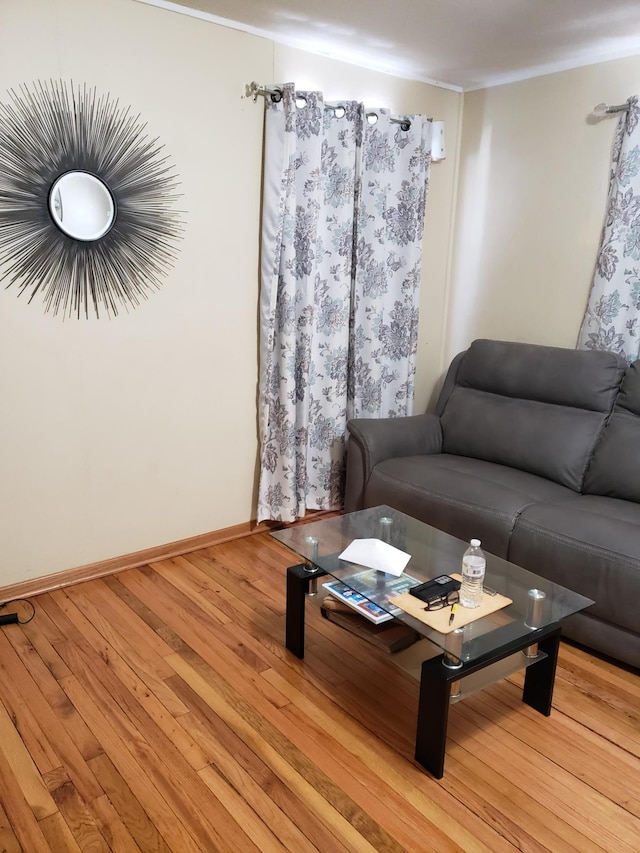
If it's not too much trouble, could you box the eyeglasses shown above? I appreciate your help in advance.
[423,590,459,611]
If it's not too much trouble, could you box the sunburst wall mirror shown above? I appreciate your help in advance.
[0,80,184,319]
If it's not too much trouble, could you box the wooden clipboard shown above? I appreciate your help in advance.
[389,574,512,635]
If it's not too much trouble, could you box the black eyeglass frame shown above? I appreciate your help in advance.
[423,590,460,611]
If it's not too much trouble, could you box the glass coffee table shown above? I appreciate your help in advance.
[272,505,594,778]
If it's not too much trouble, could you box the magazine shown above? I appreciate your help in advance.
[322,581,393,624]
[322,570,420,624]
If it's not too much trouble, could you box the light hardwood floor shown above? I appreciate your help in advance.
[0,531,638,852]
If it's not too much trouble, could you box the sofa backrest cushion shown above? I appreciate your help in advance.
[439,340,626,492]
[584,360,640,500]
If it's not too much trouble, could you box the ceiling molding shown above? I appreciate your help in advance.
[466,43,640,92]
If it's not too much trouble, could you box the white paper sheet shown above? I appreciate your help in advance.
[338,538,411,576]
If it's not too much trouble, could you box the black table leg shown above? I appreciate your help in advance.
[285,563,325,659]
[415,657,453,779]
[522,627,561,715]
[414,623,563,777]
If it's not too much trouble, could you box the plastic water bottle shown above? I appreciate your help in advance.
[460,539,486,608]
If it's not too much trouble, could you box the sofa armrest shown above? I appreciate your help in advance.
[344,413,443,512]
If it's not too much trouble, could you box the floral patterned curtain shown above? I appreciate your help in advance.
[258,84,432,522]
[578,96,640,362]
[350,110,431,419]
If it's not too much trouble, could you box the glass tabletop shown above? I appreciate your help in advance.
[272,505,594,664]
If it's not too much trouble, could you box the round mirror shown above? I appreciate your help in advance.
[48,171,115,241]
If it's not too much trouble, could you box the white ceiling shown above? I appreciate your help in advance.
[140,0,640,91]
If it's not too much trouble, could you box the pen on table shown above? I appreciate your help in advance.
[449,602,457,626]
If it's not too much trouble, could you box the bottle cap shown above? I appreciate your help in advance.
[470,538,481,546]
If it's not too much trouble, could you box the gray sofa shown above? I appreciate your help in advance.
[345,338,640,670]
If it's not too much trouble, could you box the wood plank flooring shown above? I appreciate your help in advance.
[0,531,638,852]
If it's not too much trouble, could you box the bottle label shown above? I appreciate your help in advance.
[463,556,486,578]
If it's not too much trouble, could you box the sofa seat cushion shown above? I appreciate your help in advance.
[560,610,640,669]
[364,453,576,558]
[509,495,640,636]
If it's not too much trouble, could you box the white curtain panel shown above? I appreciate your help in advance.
[578,96,640,362]
[258,83,432,522]
[349,109,432,419]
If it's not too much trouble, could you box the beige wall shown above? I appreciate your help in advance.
[0,0,460,585]
[448,55,640,363]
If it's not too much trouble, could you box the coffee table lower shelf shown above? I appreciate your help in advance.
[447,648,548,702]
[285,562,561,779]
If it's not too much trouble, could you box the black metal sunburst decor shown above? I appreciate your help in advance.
[0,80,184,318]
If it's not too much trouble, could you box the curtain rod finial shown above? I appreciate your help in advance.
[591,101,628,120]
[246,81,260,102]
